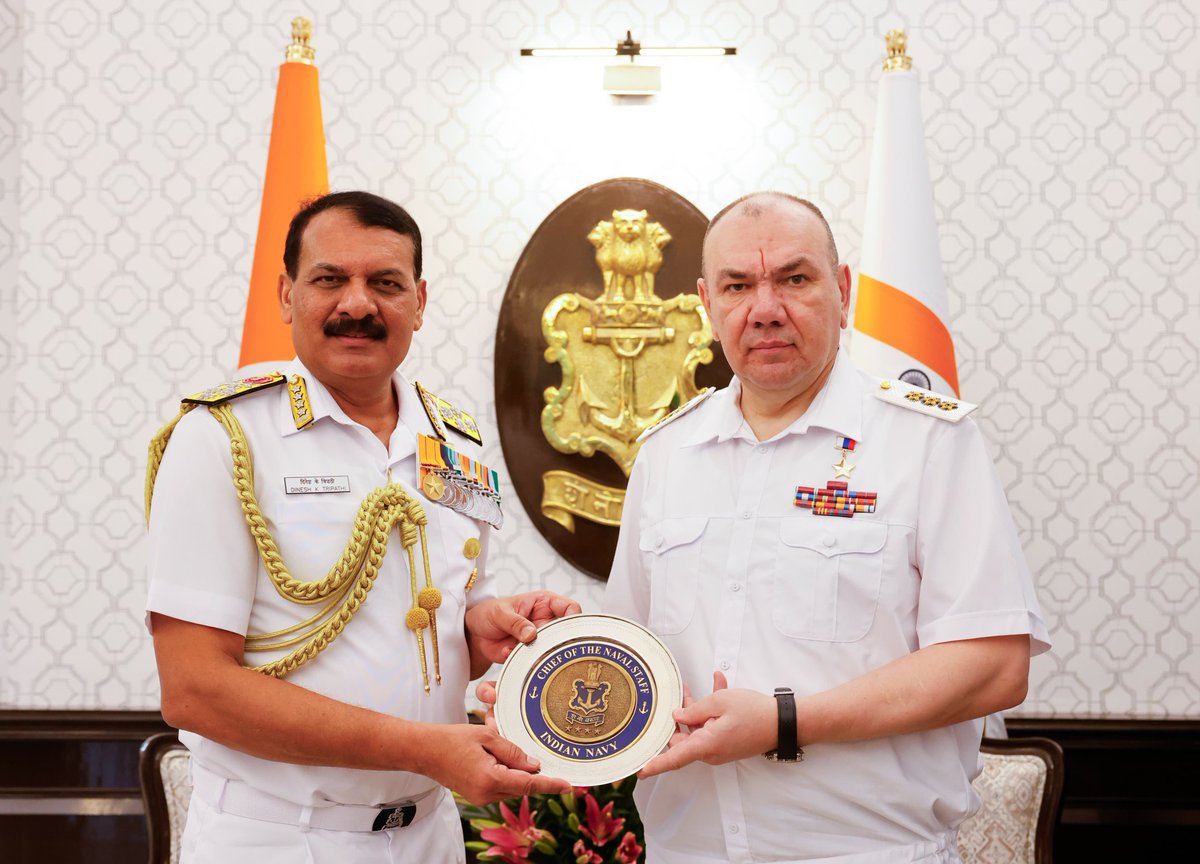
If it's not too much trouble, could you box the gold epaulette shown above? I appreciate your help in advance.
[415,381,482,445]
[636,388,715,443]
[182,373,286,406]
[874,380,978,423]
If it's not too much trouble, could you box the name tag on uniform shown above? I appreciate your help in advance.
[284,475,351,494]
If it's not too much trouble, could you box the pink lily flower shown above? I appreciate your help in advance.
[478,797,551,863]
[615,830,644,863]
[579,793,626,846]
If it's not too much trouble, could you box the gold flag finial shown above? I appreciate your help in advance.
[883,29,912,72]
[286,17,316,65]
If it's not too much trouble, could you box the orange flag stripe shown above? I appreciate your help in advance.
[239,62,329,368]
[855,273,959,396]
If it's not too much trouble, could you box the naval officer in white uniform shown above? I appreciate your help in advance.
[604,192,1050,864]
[147,191,577,863]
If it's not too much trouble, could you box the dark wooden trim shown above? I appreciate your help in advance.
[0,710,171,740]
[1008,717,1200,734]
[977,721,1198,861]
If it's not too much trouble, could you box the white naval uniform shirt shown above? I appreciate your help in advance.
[605,353,1051,864]
[146,358,495,809]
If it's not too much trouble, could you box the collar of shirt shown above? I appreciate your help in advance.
[683,349,864,447]
[275,358,435,464]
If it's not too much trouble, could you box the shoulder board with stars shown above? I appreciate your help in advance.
[874,380,978,423]
[182,373,286,407]
[415,381,482,446]
[636,388,715,443]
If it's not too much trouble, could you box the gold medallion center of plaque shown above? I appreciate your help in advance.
[540,657,636,745]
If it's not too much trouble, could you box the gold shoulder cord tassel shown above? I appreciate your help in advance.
[400,499,444,686]
[146,403,443,690]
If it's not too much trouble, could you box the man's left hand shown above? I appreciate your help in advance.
[638,672,777,778]
[465,591,581,675]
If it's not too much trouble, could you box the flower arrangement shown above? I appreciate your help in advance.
[459,780,645,864]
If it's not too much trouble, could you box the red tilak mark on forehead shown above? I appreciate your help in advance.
[759,248,767,276]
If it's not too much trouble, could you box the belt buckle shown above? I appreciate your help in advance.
[372,803,417,831]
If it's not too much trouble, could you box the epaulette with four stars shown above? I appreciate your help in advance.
[415,381,483,445]
[874,379,978,423]
[636,388,715,443]
[182,373,286,407]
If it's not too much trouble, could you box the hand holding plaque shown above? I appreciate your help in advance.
[493,614,683,786]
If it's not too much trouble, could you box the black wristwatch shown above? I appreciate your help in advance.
[763,687,803,763]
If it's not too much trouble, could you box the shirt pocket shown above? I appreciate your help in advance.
[773,519,887,642]
[264,493,360,576]
[640,516,708,635]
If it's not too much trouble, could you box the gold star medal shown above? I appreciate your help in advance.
[832,435,856,478]
[422,472,446,501]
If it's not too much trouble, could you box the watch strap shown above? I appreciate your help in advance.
[775,687,797,760]
[765,687,802,762]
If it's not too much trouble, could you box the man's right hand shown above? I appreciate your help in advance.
[416,722,572,805]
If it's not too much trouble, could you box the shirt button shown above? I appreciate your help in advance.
[757,446,768,454]
[720,660,730,670]
[654,535,664,549]
[731,583,741,592]
[741,511,752,519]
[822,534,835,547]
[729,824,740,834]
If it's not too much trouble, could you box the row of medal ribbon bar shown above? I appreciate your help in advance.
[418,433,503,529]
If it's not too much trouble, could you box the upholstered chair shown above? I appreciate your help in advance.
[958,737,1065,864]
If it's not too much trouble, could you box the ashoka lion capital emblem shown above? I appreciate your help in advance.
[540,209,713,532]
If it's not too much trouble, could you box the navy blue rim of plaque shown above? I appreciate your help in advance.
[521,638,656,763]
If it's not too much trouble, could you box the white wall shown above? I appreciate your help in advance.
[2,0,1197,717]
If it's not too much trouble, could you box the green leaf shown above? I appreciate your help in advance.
[567,812,581,831]
[562,791,578,813]
[469,818,503,830]
[547,799,564,817]
[464,841,491,851]
[533,840,556,854]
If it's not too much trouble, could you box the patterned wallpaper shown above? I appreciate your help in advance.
[1,0,1197,717]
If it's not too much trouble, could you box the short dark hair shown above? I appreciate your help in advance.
[701,192,839,278]
[283,191,423,280]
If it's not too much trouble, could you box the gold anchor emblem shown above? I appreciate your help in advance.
[540,209,713,531]
[566,662,612,728]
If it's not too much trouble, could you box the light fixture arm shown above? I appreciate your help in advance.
[520,30,736,60]
[617,30,640,62]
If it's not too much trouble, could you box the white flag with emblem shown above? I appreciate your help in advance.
[851,30,960,397]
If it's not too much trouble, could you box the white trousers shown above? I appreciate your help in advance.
[180,788,467,864]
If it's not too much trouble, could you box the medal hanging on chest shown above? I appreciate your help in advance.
[417,434,504,529]
[794,436,878,517]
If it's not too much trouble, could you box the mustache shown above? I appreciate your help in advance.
[323,316,387,340]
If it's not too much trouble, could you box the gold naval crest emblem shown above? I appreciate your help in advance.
[542,657,638,745]
[540,208,714,531]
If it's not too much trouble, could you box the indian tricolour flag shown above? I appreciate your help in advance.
[851,31,959,398]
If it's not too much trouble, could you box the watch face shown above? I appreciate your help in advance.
[494,614,683,786]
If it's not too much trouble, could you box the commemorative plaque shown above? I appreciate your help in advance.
[495,614,683,786]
